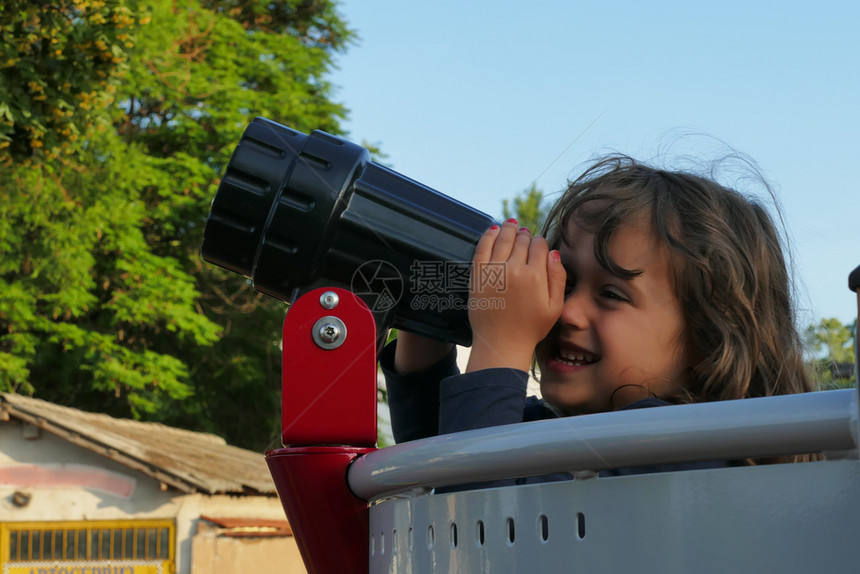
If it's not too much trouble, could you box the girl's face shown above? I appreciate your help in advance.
[535,217,690,414]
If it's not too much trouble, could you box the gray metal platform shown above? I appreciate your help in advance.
[367,459,859,573]
[351,388,860,573]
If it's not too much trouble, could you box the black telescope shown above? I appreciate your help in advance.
[201,118,497,346]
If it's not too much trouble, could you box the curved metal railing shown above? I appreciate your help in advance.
[349,388,858,500]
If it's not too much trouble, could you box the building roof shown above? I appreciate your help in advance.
[0,392,277,495]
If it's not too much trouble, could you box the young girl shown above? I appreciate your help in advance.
[379,154,813,473]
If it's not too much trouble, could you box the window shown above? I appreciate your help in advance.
[1,520,173,573]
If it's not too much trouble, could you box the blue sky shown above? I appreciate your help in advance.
[328,0,859,327]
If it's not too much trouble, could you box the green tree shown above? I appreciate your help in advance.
[805,318,856,390]
[0,0,353,450]
[502,183,548,233]
[0,0,134,161]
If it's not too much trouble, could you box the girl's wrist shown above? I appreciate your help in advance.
[465,340,533,373]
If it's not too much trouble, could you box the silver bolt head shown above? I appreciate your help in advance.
[320,291,339,309]
[318,323,341,344]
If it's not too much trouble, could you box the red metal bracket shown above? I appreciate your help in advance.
[266,287,378,574]
[279,287,378,446]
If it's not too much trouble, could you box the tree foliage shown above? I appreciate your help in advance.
[0,0,352,450]
[805,317,856,390]
[0,0,135,161]
[502,183,548,234]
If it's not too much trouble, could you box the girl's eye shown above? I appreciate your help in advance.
[600,287,629,303]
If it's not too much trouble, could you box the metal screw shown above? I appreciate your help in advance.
[320,291,339,309]
[318,322,341,344]
[312,316,347,350]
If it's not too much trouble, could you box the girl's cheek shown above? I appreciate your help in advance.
[533,342,552,371]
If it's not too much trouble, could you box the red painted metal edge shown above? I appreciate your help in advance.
[267,447,374,574]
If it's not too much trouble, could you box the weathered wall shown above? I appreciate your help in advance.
[191,520,305,574]
[1,418,305,574]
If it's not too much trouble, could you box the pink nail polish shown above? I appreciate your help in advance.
[550,250,561,261]
[489,224,500,231]
[506,218,518,224]
[519,227,530,233]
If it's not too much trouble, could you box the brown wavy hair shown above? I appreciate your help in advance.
[543,155,814,462]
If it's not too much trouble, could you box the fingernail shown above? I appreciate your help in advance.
[506,218,518,224]
[519,227,530,233]
[550,250,561,261]
[488,224,500,231]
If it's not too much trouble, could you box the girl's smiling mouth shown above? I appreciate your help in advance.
[557,349,599,366]
[545,343,599,371]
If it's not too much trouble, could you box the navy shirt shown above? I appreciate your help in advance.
[380,341,732,482]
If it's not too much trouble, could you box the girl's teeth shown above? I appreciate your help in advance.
[557,352,595,365]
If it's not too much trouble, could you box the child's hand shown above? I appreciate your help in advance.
[466,219,567,373]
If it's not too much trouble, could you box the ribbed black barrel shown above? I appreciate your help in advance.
[201,118,496,345]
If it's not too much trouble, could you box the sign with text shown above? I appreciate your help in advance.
[4,562,162,574]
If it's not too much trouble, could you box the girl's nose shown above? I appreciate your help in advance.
[558,290,590,330]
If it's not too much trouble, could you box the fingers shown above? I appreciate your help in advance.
[489,219,525,262]
[546,247,567,307]
[472,222,502,264]
[476,221,560,301]
[474,219,536,265]
[527,233,548,265]
[473,219,522,264]
[529,236,565,309]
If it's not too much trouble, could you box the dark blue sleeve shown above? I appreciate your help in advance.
[438,368,530,434]
[379,339,459,443]
[436,373,570,492]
